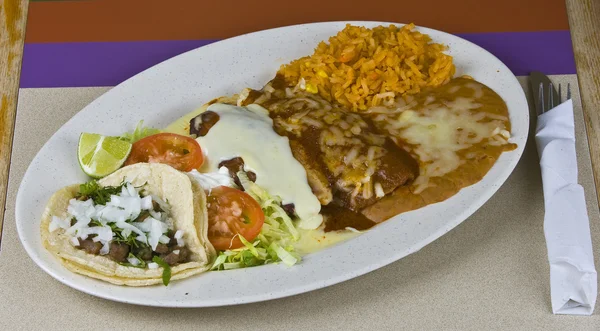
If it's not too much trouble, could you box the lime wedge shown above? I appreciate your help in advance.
[78,133,132,178]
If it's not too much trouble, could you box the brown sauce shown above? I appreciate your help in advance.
[362,78,516,223]
[361,144,504,222]
[244,76,515,232]
[255,84,419,212]
[190,111,220,137]
[218,157,257,189]
[322,204,377,232]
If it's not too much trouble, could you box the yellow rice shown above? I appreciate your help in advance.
[279,23,456,112]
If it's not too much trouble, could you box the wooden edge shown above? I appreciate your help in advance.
[0,0,29,249]
[566,0,600,208]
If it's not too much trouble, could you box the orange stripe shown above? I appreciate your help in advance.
[25,0,570,43]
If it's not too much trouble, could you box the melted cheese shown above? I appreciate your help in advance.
[293,228,360,254]
[380,96,509,193]
[196,103,323,229]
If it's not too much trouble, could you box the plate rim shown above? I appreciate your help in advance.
[15,20,529,307]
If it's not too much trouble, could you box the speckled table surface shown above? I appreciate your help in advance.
[1,75,598,330]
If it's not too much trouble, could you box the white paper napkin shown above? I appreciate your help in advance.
[535,99,598,315]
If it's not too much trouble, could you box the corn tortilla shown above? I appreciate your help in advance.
[40,163,216,286]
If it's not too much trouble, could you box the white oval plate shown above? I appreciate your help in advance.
[16,21,528,307]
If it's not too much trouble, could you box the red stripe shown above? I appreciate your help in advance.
[25,0,570,43]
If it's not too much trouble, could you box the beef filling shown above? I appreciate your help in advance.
[75,224,190,266]
[77,238,102,255]
[72,189,189,267]
[108,242,130,263]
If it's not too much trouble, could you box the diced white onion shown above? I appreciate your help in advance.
[134,217,168,251]
[52,181,174,254]
[149,210,162,221]
[95,205,126,223]
[121,228,132,239]
[159,235,170,244]
[99,241,110,255]
[173,250,180,255]
[140,196,153,210]
[69,237,80,247]
[49,216,71,232]
[148,262,159,269]
[65,199,95,234]
[127,256,141,266]
[116,221,147,242]
[126,183,137,197]
[108,195,142,220]
[91,225,113,243]
[174,230,185,247]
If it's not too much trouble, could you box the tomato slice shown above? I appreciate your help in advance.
[206,186,265,250]
[124,133,203,172]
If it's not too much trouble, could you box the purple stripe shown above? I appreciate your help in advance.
[20,31,575,88]
[456,30,575,77]
[21,40,217,88]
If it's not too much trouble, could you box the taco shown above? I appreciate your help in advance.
[40,163,216,286]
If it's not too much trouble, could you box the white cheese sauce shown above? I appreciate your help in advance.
[196,103,323,229]
[187,167,235,193]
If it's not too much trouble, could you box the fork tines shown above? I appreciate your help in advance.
[538,81,571,115]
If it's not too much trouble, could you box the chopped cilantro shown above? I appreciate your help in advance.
[152,256,172,286]
[113,229,146,249]
[89,219,103,227]
[78,180,126,205]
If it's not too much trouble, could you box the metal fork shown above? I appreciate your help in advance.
[537,81,571,115]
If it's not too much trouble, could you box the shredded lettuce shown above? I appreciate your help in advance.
[238,171,300,240]
[119,120,161,143]
[211,172,301,271]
